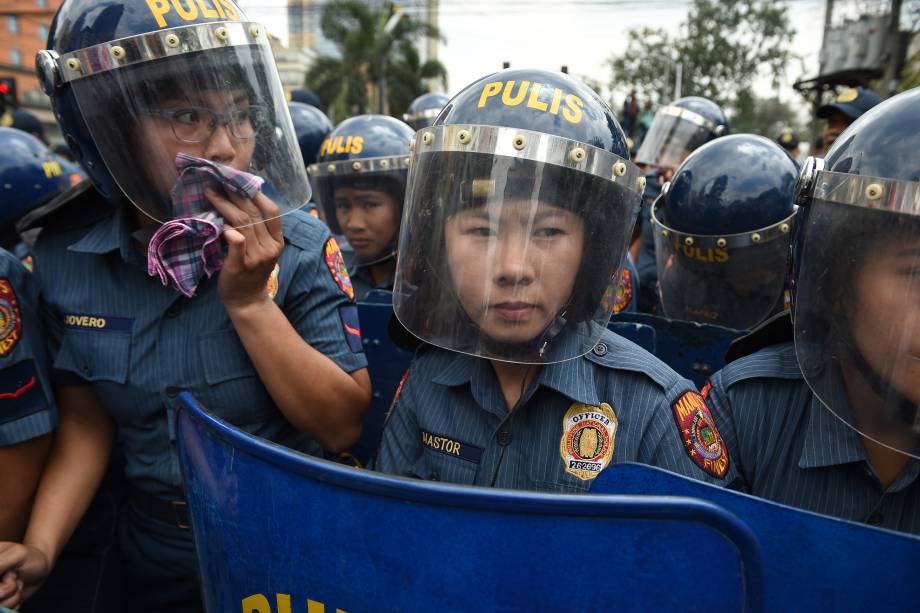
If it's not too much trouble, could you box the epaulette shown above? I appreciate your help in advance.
[17,181,113,233]
[586,329,685,393]
[280,208,327,252]
[717,341,802,389]
[724,310,793,364]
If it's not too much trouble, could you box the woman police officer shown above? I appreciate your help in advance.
[376,69,737,491]
[0,1,371,610]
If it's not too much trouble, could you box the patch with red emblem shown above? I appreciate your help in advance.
[671,391,729,478]
[0,278,23,357]
[384,369,410,426]
[323,237,354,300]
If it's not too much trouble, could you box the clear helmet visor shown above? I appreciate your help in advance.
[635,107,718,169]
[394,125,643,364]
[653,203,795,330]
[794,170,920,458]
[64,22,310,227]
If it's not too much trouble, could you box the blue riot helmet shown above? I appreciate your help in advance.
[4,109,47,143]
[394,68,646,364]
[651,134,798,331]
[288,101,332,166]
[403,92,450,131]
[289,88,325,113]
[792,87,920,459]
[36,0,311,226]
[0,127,76,231]
[308,115,413,264]
[635,96,728,173]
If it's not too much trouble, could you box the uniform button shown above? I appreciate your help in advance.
[82,365,92,377]
[592,342,608,357]
[165,386,180,398]
[868,512,883,526]
[429,472,439,481]
[497,431,512,446]
[166,304,180,318]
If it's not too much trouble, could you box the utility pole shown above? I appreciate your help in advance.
[882,0,904,94]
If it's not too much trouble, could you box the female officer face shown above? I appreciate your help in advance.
[444,198,585,345]
[136,88,258,206]
[334,186,401,262]
[850,231,920,407]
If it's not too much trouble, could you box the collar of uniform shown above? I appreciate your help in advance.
[67,205,137,263]
[799,393,869,469]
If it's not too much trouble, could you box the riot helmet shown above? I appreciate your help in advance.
[36,0,311,226]
[403,92,450,131]
[792,87,920,459]
[309,115,413,266]
[288,101,333,166]
[635,96,728,172]
[394,69,645,364]
[651,134,798,331]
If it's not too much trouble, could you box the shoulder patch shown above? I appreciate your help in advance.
[266,263,280,299]
[559,402,618,481]
[0,279,23,357]
[671,391,729,479]
[601,268,634,314]
[383,369,410,427]
[0,359,47,424]
[337,304,364,353]
[323,237,355,300]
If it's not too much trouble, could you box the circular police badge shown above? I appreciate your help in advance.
[323,237,355,300]
[266,263,280,300]
[559,402,618,481]
[0,278,22,357]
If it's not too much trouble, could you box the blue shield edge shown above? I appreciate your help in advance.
[176,393,763,613]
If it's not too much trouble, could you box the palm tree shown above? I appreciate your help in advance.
[305,0,445,121]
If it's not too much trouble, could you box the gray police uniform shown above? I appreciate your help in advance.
[706,341,920,534]
[376,328,736,491]
[0,248,55,446]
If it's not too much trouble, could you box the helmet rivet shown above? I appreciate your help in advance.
[512,135,526,150]
[569,147,586,163]
[684,237,694,247]
[379,159,389,169]
[165,33,180,48]
[421,131,434,145]
[637,176,647,191]
[65,58,82,72]
[866,183,885,201]
[751,233,762,243]
[458,129,472,145]
[352,161,362,171]
[249,25,261,38]
[409,139,416,152]
[612,161,627,177]
[405,157,412,167]
[716,238,727,248]
[661,229,669,238]
[327,164,336,173]
[215,26,229,41]
[110,46,126,60]
[780,223,790,233]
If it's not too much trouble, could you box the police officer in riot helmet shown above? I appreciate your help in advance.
[817,86,880,151]
[651,134,798,331]
[0,0,371,609]
[377,69,736,490]
[310,115,413,299]
[706,88,920,534]
[633,96,729,312]
[403,92,450,131]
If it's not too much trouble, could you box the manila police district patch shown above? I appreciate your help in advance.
[0,278,22,357]
[671,391,729,478]
[559,402,618,481]
[266,263,280,299]
[323,237,354,300]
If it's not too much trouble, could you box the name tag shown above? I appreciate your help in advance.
[63,314,134,332]
[420,430,483,464]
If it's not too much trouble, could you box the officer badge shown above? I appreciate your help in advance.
[559,402,618,481]
[266,263,280,299]
[0,278,22,357]
[323,237,355,300]
[671,391,729,478]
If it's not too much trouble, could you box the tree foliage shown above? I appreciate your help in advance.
[305,0,446,121]
[608,0,796,109]
[730,90,807,138]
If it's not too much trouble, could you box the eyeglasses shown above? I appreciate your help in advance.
[140,105,268,143]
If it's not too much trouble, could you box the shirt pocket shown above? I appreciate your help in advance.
[416,446,479,485]
[54,330,130,385]
[198,329,274,427]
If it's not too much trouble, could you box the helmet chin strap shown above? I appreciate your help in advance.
[848,346,920,435]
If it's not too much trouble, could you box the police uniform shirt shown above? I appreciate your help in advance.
[33,201,368,499]
[0,249,56,445]
[342,248,393,302]
[706,342,920,534]
[376,328,736,491]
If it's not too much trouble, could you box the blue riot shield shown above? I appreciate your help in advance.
[348,290,413,466]
[176,394,763,612]
[609,313,742,387]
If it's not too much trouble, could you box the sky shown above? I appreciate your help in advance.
[242,0,829,112]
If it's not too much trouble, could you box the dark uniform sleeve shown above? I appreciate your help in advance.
[0,250,57,445]
[701,373,748,490]
[280,213,368,374]
[375,368,422,476]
